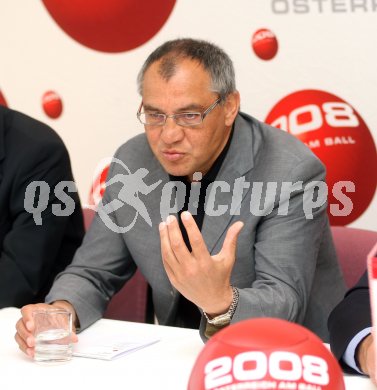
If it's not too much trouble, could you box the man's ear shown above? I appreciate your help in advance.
[224,91,240,127]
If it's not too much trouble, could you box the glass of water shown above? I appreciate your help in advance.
[33,308,73,363]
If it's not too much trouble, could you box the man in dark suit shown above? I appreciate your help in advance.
[0,105,84,308]
[328,271,377,384]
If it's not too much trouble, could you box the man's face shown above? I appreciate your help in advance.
[141,59,239,181]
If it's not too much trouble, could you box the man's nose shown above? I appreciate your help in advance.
[160,117,184,144]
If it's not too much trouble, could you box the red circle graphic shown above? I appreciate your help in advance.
[0,90,8,107]
[252,28,279,60]
[265,89,377,226]
[42,90,63,119]
[42,0,176,53]
[88,164,110,208]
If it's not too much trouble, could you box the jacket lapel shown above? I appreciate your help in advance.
[143,158,170,225]
[141,155,181,323]
[201,114,255,254]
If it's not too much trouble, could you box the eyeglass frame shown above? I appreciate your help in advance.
[136,97,222,127]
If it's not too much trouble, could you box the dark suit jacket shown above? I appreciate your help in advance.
[328,270,371,373]
[0,105,84,308]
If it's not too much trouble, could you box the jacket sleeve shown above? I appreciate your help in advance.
[0,135,84,308]
[328,271,371,374]
[45,147,138,331]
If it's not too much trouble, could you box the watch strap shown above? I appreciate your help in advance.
[203,286,239,326]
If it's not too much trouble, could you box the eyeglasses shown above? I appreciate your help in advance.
[136,98,221,127]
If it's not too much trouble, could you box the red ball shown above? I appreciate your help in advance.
[188,318,345,390]
[0,89,8,107]
[42,0,176,53]
[88,164,110,207]
[252,28,278,60]
[265,89,377,226]
[42,90,63,119]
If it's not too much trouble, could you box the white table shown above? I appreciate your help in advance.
[0,307,374,390]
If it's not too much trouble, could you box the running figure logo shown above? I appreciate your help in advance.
[96,158,161,233]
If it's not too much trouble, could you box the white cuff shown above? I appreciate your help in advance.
[342,327,372,374]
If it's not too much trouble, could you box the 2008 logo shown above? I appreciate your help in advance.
[204,351,329,389]
[269,102,359,135]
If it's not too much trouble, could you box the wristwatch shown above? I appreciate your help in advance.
[203,286,239,327]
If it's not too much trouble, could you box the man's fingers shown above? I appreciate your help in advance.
[14,328,34,358]
[14,332,29,354]
[159,220,179,270]
[180,211,207,258]
[166,215,191,260]
[159,220,175,260]
[15,317,29,342]
[71,332,79,344]
[221,221,244,257]
[20,302,53,332]
[20,305,38,333]
[159,221,180,286]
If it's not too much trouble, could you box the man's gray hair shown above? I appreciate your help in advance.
[137,38,236,101]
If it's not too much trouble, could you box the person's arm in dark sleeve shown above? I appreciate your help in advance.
[0,135,84,308]
[328,271,371,374]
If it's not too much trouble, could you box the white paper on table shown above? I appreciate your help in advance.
[73,331,160,361]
